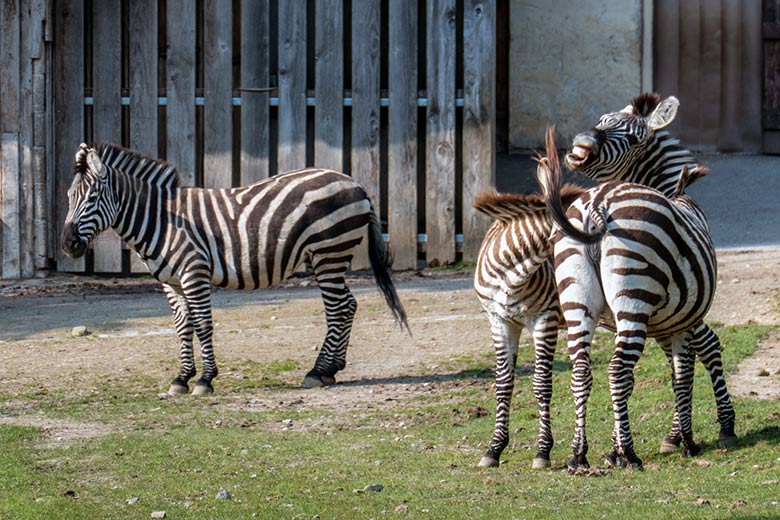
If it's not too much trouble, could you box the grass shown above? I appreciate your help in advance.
[1,325,779,519]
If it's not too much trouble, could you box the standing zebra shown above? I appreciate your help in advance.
[538,94,735,471]
[473,185,585,469]
[61,143,408,395]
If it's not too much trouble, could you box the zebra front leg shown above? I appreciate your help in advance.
[163,284,197,395]
[690,323,737,447]
[478,316,521,468]
[604,324,646,471]
[303,269,357,388]
[182,275,218,395]
[530,314,558,469]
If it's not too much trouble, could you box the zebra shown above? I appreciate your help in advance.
[61,143,408,395]
[472,173,729,469]
[473,184,586,469]
[537,94,734,471]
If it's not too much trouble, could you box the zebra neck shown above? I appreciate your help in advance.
[634,132,696,198]
[111,171,175,257]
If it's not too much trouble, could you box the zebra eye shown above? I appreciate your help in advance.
[627,134,639,145]
[87,190,99,201]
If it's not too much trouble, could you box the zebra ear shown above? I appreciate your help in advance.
[86,150,106,178]
[647,96,679,131]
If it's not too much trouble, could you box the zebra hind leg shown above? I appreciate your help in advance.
[690,323,737,448]
[478,316,521,468]
[658,339,683,453]
[302,266,357,388]
[530,314,558,469]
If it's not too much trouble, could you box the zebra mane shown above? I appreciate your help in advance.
[95,142,181,188]
[632,92,662,117]
[474,185,585,224]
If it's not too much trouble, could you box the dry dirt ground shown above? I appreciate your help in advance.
[0,248,778,441]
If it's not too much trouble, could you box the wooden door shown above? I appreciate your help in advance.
[764,0,780,153]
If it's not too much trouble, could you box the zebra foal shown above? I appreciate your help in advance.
[473,184,585,468]
[61,143,408,395]
[538,94,735,471]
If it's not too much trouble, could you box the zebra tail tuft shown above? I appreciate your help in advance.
[535,126,603,244]
[368,211,411,335]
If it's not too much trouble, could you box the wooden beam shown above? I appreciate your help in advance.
[240,0,270,184]
[462,0,496,263]
[387,0,417,270]
[425,0,456,266]
[166,0,196,186]
[277,0,307,173]
[314,0,343,171]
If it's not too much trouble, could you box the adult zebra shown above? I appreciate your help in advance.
[61,143,408,395]
[538,94,734,471]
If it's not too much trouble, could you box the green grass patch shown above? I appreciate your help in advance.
[1,325,778,519]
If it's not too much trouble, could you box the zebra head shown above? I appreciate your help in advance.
[61,143,117,258]
[564,93,680,181]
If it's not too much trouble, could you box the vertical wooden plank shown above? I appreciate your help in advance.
[31,0,49,272]
[387,0,417,270]
[19,0,36,277]
[350,0,380,210]
[166,0,196,186]
[91,0,123,272]
[54,0,85,272]
[129,0,158,273]
[462,0,495,263]
[699,0,722,151]
[1,136,21,279]
[277,0,307,173]
[719,0,742,150]
[425,0,456,266]
[1,0,22,278]
[129,0,158,157]
[240,0,270,184]
[677,0,701,148]
[741,0,762,150]
[203,0,233,188]
[653,0,679,100]
[314,0,343,170]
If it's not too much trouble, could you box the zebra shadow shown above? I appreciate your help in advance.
[329,360,572,389]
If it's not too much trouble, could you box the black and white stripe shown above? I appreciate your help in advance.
[62,143,408,394]
[538,95,736,471]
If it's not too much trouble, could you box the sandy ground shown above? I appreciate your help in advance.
[0,248,778,441]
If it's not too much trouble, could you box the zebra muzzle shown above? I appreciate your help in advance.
[61,223,88,258]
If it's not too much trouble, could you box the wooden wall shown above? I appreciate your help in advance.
[654,0,763,152]
[40,0,496,278]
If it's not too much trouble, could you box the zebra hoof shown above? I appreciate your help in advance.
[567,455,589,474]
[168,383,189,396]
[478,455,500,468]
[301,371,336,388]
[681,443,701,458]
[192,382,214,396]
[532,456,551,469]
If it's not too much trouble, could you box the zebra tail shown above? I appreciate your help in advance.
[367,210,411,334]
[535,126,603,244]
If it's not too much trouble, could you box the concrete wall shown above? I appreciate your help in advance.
[509,0,647,150]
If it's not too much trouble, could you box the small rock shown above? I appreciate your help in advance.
[300,280,312,287]
[71,326,89,337]
[282,419,294,429]
[126,496,139,505]
[157,392,169,399]
[395,504,409,514]
[751,465,762,472]
[363,484,383,493]
[696,498,711,506]
[692,459,713,468]
[270,316,277,321]
[216,489,232,500]
[731,499,748,508]
[150,512,166,519]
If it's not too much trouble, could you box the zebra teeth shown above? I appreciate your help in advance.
[565,146,590,168]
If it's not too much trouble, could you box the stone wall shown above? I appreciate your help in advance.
[509,0,647,150]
